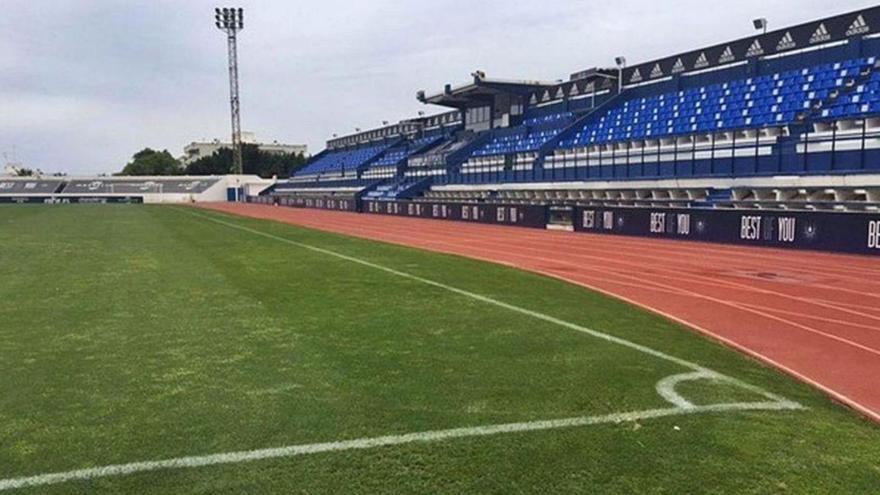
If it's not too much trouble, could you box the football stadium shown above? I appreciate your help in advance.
[2,4,880,494]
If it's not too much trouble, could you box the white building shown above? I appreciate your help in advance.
[181,132,307,164]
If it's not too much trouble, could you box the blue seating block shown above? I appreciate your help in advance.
[557,57,876,150]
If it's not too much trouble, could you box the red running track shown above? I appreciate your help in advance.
[197,202,880,422]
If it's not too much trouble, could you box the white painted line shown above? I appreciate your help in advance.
[186,213,710,372]
[185,209,803,408]
[0,400,800,492]
[0,209,805,492]
[656,371,710,409]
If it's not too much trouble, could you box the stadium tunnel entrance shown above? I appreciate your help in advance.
[547,206,575,231]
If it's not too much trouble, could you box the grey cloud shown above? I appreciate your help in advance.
[0,0,875,174]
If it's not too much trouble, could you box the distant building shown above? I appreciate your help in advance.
[181,132,307,164]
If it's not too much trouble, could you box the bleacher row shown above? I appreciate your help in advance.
[472,129,565,157]
[295,144,388,177]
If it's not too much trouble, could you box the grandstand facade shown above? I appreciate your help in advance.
[255,7,880,254]
[0,175,272,204]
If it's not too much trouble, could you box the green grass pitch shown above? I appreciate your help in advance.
[0,204,878,493]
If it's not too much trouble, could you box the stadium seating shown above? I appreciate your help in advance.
[822,69,880,118]
[0,178,219,196]
[278,11,880,212]
[62,179,219,194]
[407,132,481,174]
[359,136,446,180]
[372,136,442,167]
[296,144,389,176]
[0,179,66,194]
[362,177,429,201]
[558,58,875,148]
[472,113,573,157]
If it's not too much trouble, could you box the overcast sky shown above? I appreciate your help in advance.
[0,0,876,175]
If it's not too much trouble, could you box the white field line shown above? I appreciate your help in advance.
[656,371,713,409]
[0,400,799,492]
[183,210,782,395]
[186,209,803,411]
[0,209,805,492]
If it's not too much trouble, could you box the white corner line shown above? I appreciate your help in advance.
[0,400,800,492]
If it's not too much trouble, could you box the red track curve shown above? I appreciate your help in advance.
[196,203,880,422]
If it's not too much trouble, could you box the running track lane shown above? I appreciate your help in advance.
[195,203,880,422]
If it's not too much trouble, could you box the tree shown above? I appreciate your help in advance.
[244,147,308,178]
[118,149,182,176]
[184,144,308,178]
[184,147,234,176]
[15,168,35,177]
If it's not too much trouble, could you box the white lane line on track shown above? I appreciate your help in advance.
[0,401,799,492]
[0,208,804,492]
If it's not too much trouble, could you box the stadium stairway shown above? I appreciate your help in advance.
[690,187,734,208]
[362,176,433,201]
[533,93,625,180]
[419,131,494,182]
[363,136,445,180]
[446,131,493,169]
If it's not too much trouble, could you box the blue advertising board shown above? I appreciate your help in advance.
[361,200,549,229]
[573,206,880,255]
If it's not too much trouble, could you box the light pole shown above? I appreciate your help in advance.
[615,56,627,94]
[215,7,244,176]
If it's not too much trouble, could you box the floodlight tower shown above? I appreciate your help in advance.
[614,56,627,94]
[215,7,245,176]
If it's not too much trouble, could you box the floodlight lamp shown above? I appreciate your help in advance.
[615,56,626,68]
[753,18,768,32]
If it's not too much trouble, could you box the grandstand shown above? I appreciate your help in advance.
[264,7,880,218]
